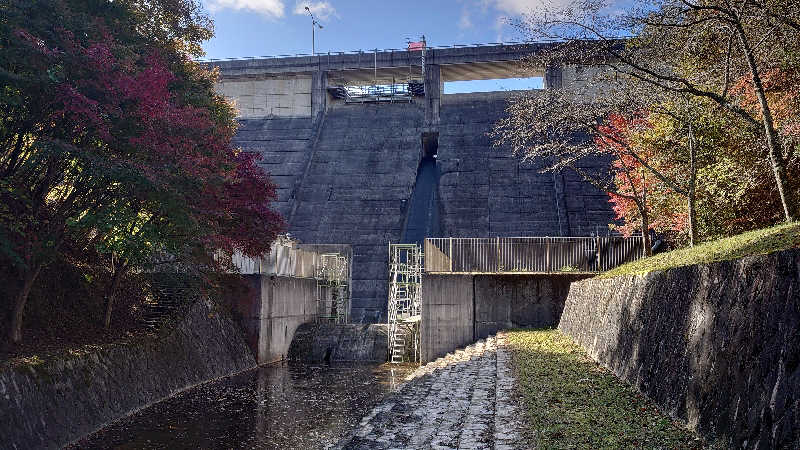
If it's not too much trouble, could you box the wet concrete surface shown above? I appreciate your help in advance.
[71,362,414,450]
[402,157,441,247]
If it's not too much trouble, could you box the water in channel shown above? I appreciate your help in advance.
[402,157,441,247]
[71,362,413,449]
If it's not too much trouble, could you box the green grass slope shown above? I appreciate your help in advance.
[601,222,800,278]
[506,329,707,448]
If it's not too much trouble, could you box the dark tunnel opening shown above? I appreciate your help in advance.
[422,132,439,160]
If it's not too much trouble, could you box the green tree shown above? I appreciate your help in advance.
[512,0,800,222]
[0,0,283,343]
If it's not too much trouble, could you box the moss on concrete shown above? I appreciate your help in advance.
[506,329,707,449]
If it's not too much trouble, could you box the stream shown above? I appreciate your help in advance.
[71,362,413,449]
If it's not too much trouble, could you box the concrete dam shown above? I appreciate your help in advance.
[209,43,615,323]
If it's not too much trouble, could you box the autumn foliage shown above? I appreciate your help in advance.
[597,114,688,239]
[598,87,800,246]
[0,0,283,345]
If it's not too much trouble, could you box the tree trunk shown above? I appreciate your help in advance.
[103,261,127,330]
[640,206,652,257]
[735,21,797,221]
[688,121,698,247]
[9,264,43,344]
[640,171,652,257]
[688,187,698,247]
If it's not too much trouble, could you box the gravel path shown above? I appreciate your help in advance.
[335,333,525,450]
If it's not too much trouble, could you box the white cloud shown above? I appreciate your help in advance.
[206,0,286,18]
[459,6,473,29]
[489,0,576,15]
[204,0,338,21]
[292,1,338,21]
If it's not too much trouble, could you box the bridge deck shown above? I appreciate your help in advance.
[207,43,553,83]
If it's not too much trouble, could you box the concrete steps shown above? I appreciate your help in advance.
[337,332,524,449]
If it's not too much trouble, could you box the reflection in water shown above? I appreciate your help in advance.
[73,362,412,450]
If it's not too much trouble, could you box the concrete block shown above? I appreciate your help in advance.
[421,274,474,363]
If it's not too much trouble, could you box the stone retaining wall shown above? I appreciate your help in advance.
[0,299,256,449]
[559,249,800,448]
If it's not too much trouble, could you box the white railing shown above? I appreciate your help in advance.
[195,40,556,63]
[388,244,423,363]
[231,237,322,278]
[232,237,351,322]
[315,253,349,324]
[424,236,643,274]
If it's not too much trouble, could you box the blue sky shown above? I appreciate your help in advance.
[200,1,618,92]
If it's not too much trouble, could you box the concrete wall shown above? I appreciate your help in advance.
[279,94,613,322]
[290,101,425,322]
[473,274,587,339]
[421,274,474,363]
[421,273,588,362]
[0,300,256,449]
[288,323,388,362]
[559,249,800,448]
[232,117,316,217]
[216,75,312,118]
[218,60,616,323]
[227,274,318,364]
[437,91,614,237]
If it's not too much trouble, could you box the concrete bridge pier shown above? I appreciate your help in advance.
[311,70,327,123]
[423,64,441,130]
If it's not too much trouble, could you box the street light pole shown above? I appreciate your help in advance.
[304,6,323,55]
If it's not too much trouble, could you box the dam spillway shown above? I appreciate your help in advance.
[402,155,441,247]
[211,44,616,323]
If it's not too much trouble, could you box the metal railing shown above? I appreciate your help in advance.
[315,253,349,324]
[424,236,643,274]
[231,237,351,323]
[231,236,349,279]
[328,82,423,102]
[232,243,318,278]
[194,40,553,63]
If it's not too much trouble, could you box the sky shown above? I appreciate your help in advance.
[200,0,620,93]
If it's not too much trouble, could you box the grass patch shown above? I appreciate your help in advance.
[506,329,706,449]
[601,222,800,278]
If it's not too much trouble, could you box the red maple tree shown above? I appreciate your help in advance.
[2,6,283,342]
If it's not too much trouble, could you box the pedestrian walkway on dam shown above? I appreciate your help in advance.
[335,334,524,450]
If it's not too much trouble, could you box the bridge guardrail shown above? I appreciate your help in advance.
[424,236,644,274]
[231,237,350,279]
[194,39,563,63]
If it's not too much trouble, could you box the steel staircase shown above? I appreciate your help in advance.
[387,243,423,363]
